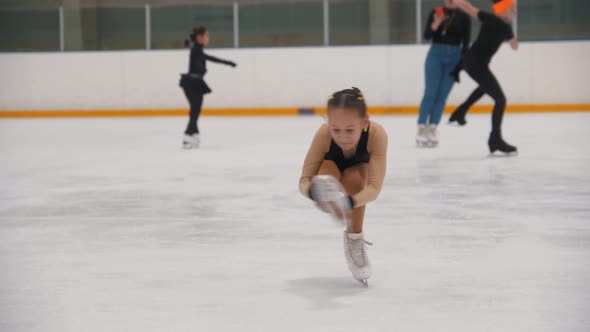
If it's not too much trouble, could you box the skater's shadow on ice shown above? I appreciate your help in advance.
[286,277,367,309]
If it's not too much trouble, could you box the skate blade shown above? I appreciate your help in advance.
[418,142,437,148]
[356,279,369,287]
[182,143,200,149]
[447,121,466,127]
[330,215,346,227]
[326,203,348,228]
[488,151,518,157]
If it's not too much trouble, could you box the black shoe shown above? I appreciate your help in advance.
[488,132,517,154]
[449,110,467,126]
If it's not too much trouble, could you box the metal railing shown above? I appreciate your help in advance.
[52,0,458,51]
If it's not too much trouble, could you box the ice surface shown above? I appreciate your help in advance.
[1,113,589,332]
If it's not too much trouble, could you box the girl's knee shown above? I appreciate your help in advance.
[495,95,506,106]
[341,168,367,195]
[317,160,341,179]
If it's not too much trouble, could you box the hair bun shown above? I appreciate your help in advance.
[327,87,368,117]
[331,87,364,100]
[349,87,363,98]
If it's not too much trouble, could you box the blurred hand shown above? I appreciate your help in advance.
[509,37,519,50]
[434,13,445,23]
[310,175,352,219]
[432,8,446,30]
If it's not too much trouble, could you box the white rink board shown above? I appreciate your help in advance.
[0,41,589,111]
[1,113,589,331]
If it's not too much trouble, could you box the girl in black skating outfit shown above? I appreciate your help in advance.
[451,0,518,154]
[180,26,237,149]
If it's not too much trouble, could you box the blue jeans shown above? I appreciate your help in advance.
[418,44,462,125]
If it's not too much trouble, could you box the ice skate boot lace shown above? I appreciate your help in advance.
[349,237,373,267]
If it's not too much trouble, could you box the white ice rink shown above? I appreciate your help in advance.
[1,113,589,332]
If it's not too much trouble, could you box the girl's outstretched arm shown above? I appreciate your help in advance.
[204,53,237,67]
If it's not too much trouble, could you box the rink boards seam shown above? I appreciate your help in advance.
[0,104,589,118]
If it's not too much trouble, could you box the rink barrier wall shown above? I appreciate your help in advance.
[1,41,589,114]
[0,104,589,118]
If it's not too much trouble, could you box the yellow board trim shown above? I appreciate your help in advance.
[0,104,589,118]
[201,108,299,116]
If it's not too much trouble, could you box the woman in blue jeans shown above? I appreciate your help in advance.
[417,0,471,147]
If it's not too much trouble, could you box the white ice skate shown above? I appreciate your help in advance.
[311,175,353,226]
[426,124,439,147]
[182,134,200,149]
[343,231,372,286]
[416,124,429,147]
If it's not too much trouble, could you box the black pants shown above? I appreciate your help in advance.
[460,63,506,134]
[454,86,484,117]
[183,87,204,135]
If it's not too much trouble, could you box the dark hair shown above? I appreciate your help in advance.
[327,87,367,118]
[184,26,208,47]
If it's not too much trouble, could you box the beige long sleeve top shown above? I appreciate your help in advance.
[299,121,388,208]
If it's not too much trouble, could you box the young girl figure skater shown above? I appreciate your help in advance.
[417,0,471,147]
[180,26,237,149]
[450,0,519,154]
[299,88,388,286]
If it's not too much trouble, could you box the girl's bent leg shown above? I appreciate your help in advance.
[341,164,368,233]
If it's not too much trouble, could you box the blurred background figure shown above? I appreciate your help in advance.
[416,0,471,147]
[180,26,236,149]
[452,0,519,154]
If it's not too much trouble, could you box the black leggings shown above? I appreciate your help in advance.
[454,87,484,117]
[458,64,506,134]
[183,87,204,135]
